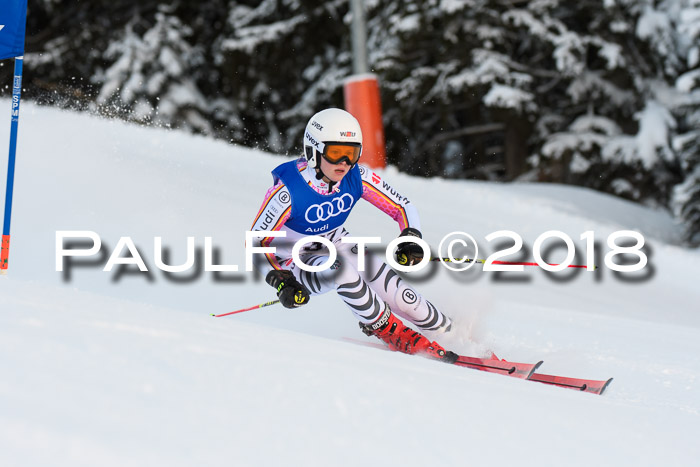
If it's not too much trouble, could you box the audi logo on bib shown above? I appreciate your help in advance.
[305,193,354,223]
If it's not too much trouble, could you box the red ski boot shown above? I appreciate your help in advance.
[360,307,458,363]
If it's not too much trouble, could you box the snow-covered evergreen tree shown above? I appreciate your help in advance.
[5,0,699,245]
[670,0,700,245]
[674,132,700,244]
[529,0,697,233]
[93,9,211,133]
[214,0,351,151]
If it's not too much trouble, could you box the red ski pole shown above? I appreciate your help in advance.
[212,299,280,318]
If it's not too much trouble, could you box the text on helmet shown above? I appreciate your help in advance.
[305,131,321,149]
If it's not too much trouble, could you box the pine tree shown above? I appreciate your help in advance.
[93,8,211,133]
[6,0,700,245]
[673,127,700,245]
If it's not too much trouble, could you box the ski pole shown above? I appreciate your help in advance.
[212,299,280,318]
[431,257,595,269]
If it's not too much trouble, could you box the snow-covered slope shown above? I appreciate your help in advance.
[1,103,699,466]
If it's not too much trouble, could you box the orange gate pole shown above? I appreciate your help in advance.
[343,74,386,169]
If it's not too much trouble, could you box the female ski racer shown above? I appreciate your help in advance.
[250,108,457,363]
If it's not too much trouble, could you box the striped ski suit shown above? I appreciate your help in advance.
[250,158,451,333]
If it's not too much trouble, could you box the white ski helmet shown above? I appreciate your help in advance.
[303,108,363,168]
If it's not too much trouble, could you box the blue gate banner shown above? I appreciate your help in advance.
[0,0,28,60]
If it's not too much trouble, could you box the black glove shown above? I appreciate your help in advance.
[265,270,310,308]
[395,227,424,266]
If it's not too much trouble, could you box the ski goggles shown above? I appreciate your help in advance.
[322,143,362,166]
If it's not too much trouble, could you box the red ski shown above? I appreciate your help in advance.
[488,353,613,395]
[342,337,542,378]
[453,355,542,379]
[343,338,612,394]
[528,373,614,395]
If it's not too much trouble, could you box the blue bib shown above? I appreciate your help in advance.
[272,160,363,234]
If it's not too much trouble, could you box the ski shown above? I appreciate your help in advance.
[488,353,613,394]
[453,355,543,379]
[342,337,539,376]
[342,337,612,394]
[528,372,614,395]
[342,338,543,379]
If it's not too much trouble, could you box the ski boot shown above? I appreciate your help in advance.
[360,307,458,363]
